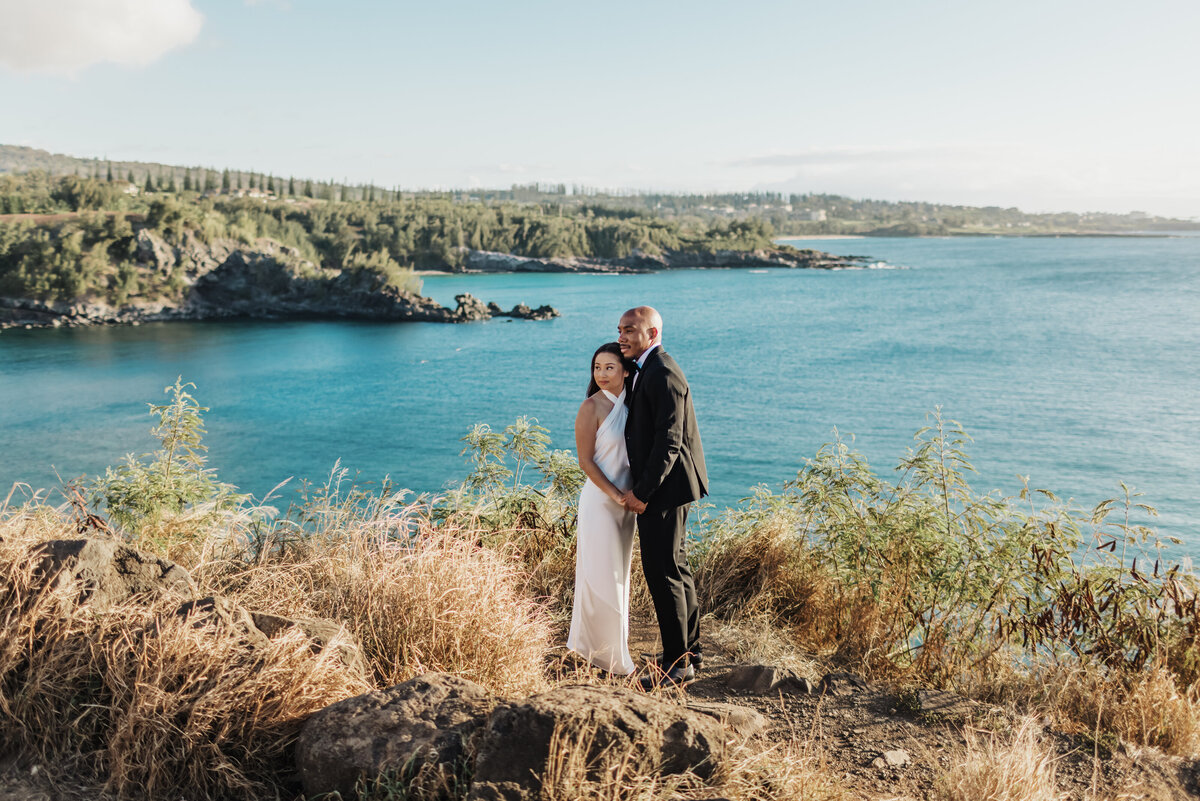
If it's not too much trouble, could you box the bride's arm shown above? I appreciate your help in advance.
[575,398,626,505]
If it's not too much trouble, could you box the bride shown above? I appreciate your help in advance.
[567,342,637,675]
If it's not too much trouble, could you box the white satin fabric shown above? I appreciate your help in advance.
[567,389,636,675]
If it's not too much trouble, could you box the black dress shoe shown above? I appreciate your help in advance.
[638,662,695,691]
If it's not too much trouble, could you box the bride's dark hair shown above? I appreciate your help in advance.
[586,342,634,397]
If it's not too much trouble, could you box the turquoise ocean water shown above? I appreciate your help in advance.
[1,236,1197,548]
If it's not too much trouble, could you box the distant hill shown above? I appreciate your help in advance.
[0,144,278,194]
[3,143,1197,235]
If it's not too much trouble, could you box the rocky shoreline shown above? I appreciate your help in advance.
[459,245,868,273]
[0,230,559,330]
[0,292,558,330]
[0,230,864,330]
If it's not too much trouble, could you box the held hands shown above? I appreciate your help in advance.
[621,490,647,514]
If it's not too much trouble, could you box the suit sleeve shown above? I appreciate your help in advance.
[632,367,688,503]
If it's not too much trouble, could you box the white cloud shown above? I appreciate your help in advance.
[0,0,203,75]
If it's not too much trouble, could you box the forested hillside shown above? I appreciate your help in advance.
[4,143,1195,238]
[0,170,776,304]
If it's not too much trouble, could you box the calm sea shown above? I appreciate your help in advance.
[1,236,1197,549]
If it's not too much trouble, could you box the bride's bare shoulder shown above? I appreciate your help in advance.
[577,393,601,417]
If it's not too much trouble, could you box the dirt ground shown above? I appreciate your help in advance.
[622,618,1200,801]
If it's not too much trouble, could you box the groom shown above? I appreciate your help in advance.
[618,306,708,689]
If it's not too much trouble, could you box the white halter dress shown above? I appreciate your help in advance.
[567,388,637,675]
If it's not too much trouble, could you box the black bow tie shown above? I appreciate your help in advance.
[630,361,641,372]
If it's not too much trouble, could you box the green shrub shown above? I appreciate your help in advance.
[92,378,245,536]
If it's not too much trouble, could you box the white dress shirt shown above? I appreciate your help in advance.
[633,343,660,390]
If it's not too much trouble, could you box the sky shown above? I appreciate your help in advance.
[1,0,1198,217]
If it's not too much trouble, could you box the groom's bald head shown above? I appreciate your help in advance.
[618,306,663,359]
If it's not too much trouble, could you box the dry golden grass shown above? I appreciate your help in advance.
[935,717,1064,801]
[690,508,899,673]
[199,519,557,697]
[693,510,819,623]
[705,614,823,679]
[1108,666,1200,757]
[0,495,555,797]
[535,718,852,801]
[982,663,1200,759]
[0,508,368,799]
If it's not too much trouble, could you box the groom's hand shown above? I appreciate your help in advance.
[622,490,647,514]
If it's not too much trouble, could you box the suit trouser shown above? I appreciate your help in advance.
[637,503,699,668]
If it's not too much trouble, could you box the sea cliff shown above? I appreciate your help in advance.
[0,228,862,329]
[0,230,558,330]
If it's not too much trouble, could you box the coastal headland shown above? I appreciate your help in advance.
[0,169,871,330]
[0,227,863,330]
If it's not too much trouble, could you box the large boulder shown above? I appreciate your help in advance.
[31,538,196,609]
[135,228,178,274]
[496,303,560,321]
[453,293,491,321]
[470,684,738,801]
[296,674,497,800]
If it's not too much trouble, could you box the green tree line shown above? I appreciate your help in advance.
[0,173,778,304]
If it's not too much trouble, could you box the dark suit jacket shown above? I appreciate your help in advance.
[624,347,708,511]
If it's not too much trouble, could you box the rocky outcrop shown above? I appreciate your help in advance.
[0,231,561,330]
[28,538,365,676]
[295,676,764,801]
[459,246,867,274]
[296,674,498,800]
[472,684,740,800]
[31,538,197,609]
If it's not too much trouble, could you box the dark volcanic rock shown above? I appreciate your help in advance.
[685,700,768,739]
[496,302,559,321]
[727,664,784,693]
[914,688,977,722]
[471,684,735,801]
[726,664,816,696]
[819,671,869,696]
[453,292,492,321]
[176,595,271,647]
[31,538,196,609]
[296,674,497,801]
[189,250,454,322]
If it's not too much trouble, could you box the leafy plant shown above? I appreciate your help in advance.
[92,377,245,534]
[695,408,1199,695]
[455,416,584,522]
